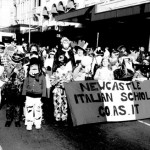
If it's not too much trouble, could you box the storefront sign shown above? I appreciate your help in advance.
[95,0,150,13]
[64,80,150,126]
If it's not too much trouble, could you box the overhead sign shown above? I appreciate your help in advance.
[95,0,150,13]
[64,80,150,126]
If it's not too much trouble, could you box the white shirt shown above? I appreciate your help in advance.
[94,67,114,80]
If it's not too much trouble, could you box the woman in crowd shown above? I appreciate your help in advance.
[94,57,114,80]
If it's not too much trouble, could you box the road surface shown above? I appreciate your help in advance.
[1,105,150,150]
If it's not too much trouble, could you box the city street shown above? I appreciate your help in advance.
[0,0,150,150]
[1,105,150,150]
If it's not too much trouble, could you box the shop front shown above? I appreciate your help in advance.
[54,0,150,50]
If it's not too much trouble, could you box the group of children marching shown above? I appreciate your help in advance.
[0,36,149,131]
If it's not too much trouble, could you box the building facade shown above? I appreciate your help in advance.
[12,0,86,27]
[10,0,150,49]
[0,0,14,27]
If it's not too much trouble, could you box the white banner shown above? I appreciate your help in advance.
[64,80,150,126]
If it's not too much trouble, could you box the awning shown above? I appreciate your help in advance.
[51,4,58,14]
[43,7,49,16]
[92,2,150,21]
[66,0,76,12]
[57,1,65,13]
[55,5,95,22]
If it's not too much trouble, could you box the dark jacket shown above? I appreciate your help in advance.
[22,74,46,98]
[52,46,76,73]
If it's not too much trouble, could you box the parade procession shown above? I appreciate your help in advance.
[1,0,150,150]
[0,36,150,129]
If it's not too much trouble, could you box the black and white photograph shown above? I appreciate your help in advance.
[0,0,150,149]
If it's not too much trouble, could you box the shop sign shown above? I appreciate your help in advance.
[95,0,150,13]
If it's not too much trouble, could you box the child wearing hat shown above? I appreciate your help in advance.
[52,37,75,73]
[22,58,46,130]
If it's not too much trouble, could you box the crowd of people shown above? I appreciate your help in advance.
[0,37,149,131]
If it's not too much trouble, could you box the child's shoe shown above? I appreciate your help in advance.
[5,121,12,127]
[35,124,41,130]
[26,125,32,131]
[15,121,21,127]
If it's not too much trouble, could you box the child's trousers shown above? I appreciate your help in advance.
[6,103,21,122]
[25,96,42,127]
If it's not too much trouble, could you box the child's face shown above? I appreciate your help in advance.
[77,49,84,56]
[30,46,38,52]
[29,64,39,76]
[102,59,109,67]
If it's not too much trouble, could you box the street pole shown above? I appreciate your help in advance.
[96,32,99,48]
[28,0,31,45]
[148,34,150,52]
[29,22,31,45]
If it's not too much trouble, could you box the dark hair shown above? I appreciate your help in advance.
[100,57,112,70]
[29,43,39,53]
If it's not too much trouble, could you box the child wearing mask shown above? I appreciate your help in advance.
[22,58,46,130]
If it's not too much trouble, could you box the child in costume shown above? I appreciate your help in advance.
[22,58,46,130]
[52,37,75,73]
[51,54,72,125]
[3,52,25,127]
